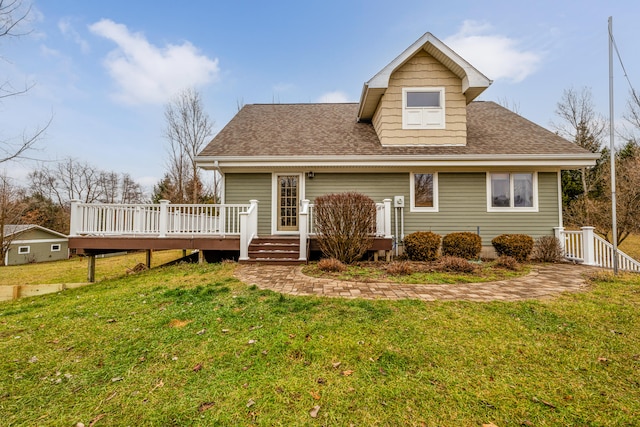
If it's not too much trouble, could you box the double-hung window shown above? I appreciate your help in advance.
[410,172,438,212]
[487,172,537,212]
[402,87,445,129]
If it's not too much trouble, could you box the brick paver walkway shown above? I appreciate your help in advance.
[235,263,593,302]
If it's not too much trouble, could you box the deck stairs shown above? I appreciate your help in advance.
[243,236,304,265]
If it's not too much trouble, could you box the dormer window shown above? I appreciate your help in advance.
[402,87,445,129]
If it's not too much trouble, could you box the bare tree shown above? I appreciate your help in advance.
[0,173,26,265]
[0,0,51,163]
[163,88,214,203]
[29,158,146,208]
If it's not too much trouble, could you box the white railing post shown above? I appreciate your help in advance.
[239,200,258,261]
[158,200,170,238]
[383,198,392,238]
[553,226,565,255]
[69,199,82,236]
[219,205,226,236]
[581,226,596,266]
[299,199,309,261]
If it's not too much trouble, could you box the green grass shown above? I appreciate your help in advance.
[620,234,640,261]
[1,263,639,426]
[0,250,187,286]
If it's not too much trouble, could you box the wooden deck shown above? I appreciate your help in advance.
[68,235,240,255]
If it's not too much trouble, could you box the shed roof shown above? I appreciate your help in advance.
[4,224,68,239]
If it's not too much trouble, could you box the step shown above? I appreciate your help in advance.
[249,250,299,259]
[240,258,305,266]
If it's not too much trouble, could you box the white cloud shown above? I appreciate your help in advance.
[88,19,220,105]
[58,18,90,54]
[444,20,542,83]
[317,91,349,103]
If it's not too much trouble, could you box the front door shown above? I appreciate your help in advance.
[277,174,299,232]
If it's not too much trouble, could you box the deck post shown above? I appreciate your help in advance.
[581,226,596,266]
[69,199,81,236]
[553,226,565,254]
[382,199,392,238]
[158,200,170,238]
[299,199,309,261]
[87,255,96,283]
[145,250,152,268]
[198,250,205,264]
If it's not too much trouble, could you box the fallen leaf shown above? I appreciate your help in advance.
[106,319,116,323]
[341,370,354,376]
[76,423,85,427]
[198,401,215,412]
[248,339,256,345]
[309,390,321,400]
[598,357,609,362]
[305,334,311,341]
[246,399,255,408]
[289,334,296,338]
[482,424,499,427]
[521,421,534,426]
[28,356,38,363]
[532,396,556,409]
[88,413,106,427]
[332,362,341,369]
[192,363,203,372]
[261,350,268,355]
[221,329,230,333]
[317,377,326,384]
[309,405,321,418]
[105,391,117,402]
[111,377,123,382]
[196,329,206,335]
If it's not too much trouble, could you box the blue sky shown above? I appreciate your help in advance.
[3,0,639,191]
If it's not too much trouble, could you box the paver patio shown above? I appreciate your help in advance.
[235,263,594,302]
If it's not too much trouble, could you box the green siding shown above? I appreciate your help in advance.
[7,241,68,265]
[224,173,272,235]
[306,172,559,245]
[224,171,560,244]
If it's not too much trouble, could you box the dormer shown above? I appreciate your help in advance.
[357,32,492,146]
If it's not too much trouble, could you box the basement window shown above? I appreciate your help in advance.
[18,246,30,254]
[51,244,61,252]
[402,87,445,129]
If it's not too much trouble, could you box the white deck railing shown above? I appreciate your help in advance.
[555,226,640,272]
[69,200,250,237]
[305,199,392,238]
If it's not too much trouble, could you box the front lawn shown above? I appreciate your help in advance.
[1,263,639,426]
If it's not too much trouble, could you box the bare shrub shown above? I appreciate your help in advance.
[493,255,520,271]
[317,258,347,272]
[437,256,477,273]
[404,231,441,261]
[534,236,564,263]
[386,261,413,275]
[314,192,375,264]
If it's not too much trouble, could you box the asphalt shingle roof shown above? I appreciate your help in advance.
[198,101,593,159]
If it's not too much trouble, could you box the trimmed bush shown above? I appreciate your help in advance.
[437,256,477,273]
[442,232,482,260]
[314,192,375,264]
[534,236,564,263]
[491,234,534,262]
[317,258,347,272]
[403,231,441,261]
[493,255,520,271]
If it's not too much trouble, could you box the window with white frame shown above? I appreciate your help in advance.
[402,87,445,129]
[410,172,438,212]
[18,246,30,254]
[51,244,61,252]
[487,172,537,212]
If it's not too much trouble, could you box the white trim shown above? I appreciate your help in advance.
[18,246,30,254]
[409,172,439,212]
[51,244,61,252]
[271,173,305,235]
[402,87,445,130]
[486,172,538,212]
[557,171,563,227]
[11,238,68,245]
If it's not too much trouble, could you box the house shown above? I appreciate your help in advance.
[3,225,69,266]
[193,32,599,259]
